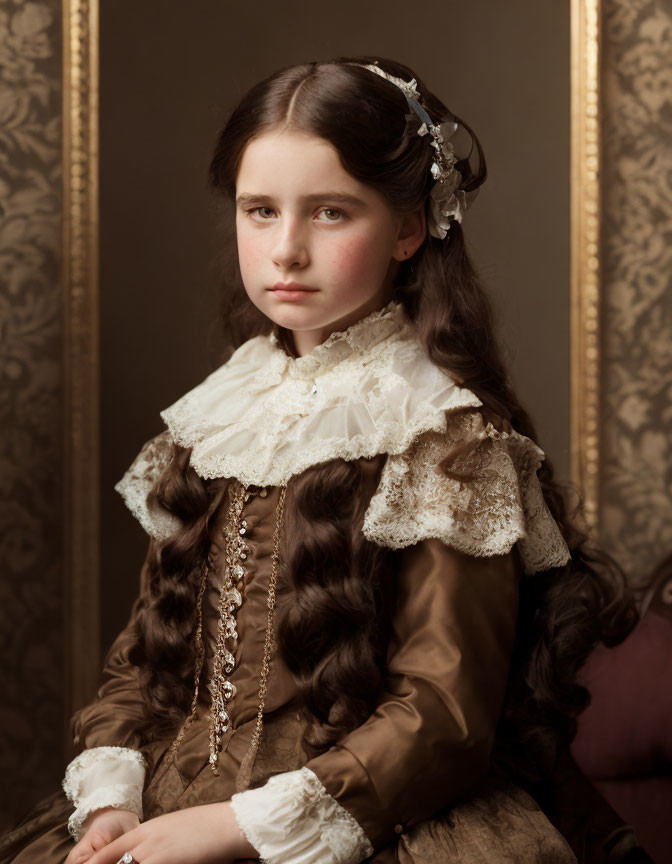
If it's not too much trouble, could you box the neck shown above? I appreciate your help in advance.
[290,294,399,358]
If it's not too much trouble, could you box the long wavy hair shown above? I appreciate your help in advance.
[128,56,637,786]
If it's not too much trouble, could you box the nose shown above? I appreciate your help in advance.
[271,214,309,270]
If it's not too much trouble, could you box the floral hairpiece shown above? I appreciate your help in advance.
[356,63,467,239]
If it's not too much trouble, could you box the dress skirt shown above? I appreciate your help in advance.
[0,703,576,864]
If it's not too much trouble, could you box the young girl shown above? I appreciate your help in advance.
[1,56,652,864]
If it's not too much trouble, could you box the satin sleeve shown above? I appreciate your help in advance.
[302,539,520,852]
[70,538,155,752]
[62,539,155,841]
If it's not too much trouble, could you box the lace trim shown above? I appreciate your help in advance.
[115,302,569,573]
[158,300,483,488]
[63,746,147,842]
[230,766,373,864]
[362,411,572,575]
[114,429,181,542]
[66,789,141,843]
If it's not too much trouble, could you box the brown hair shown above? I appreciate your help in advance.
[129,56,637,784]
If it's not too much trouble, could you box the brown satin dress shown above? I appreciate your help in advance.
[0,453,638,864]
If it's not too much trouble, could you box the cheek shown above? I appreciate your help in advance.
[236,230,263,274]
[328,232,390,285]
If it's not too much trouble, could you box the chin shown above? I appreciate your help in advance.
[263,301,322,327]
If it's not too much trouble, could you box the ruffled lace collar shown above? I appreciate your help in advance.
[160,298,484,487]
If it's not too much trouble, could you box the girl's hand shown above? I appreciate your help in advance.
[84,801,259,864]
[65,807,140,864]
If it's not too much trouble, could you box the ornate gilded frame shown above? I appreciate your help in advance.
[570,0,602,533]
[62,0,100,721]
[61,0,601,716]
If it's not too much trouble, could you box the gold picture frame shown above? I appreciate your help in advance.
[570,0,602,535]
[62,0,100,724]
[61,0,602,718]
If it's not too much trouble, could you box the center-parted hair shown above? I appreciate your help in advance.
[128,57,637,784]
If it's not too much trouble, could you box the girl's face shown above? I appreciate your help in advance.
[235,128,424,356]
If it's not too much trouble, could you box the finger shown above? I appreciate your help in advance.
[87,829,141,864]
[88,829,115,852]
[65,840,94,864]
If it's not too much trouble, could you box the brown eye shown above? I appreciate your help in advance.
[319,208,344,222]
[247,206,275,220]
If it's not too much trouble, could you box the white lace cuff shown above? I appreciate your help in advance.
[230,766,374,864]
[62,746,147,842]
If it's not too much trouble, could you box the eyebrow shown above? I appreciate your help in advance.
[235,192,366,208]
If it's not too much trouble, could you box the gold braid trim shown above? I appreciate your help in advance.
[169,481,287,789]
[235,484,287,792]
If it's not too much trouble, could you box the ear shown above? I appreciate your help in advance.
[392,205,426,262]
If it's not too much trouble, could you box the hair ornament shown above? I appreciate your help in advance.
[356,62,468,239]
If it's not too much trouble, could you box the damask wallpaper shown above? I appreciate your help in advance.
[0,0,64,829]
[600,0,672,589]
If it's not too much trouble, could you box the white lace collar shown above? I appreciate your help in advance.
[160,299,484,487]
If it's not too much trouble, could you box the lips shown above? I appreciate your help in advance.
[270,282,317,292]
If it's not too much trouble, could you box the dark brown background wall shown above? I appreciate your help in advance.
[100,0,570,655]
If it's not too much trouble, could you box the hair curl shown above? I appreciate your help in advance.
[129,57,638,786]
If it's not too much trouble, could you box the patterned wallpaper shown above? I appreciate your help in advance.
[600,0,672,589]
[0,0,64,829]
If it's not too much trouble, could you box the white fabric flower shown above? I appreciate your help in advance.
[429,180,467,239]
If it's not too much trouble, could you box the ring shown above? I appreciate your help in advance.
[116,855,140,864]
